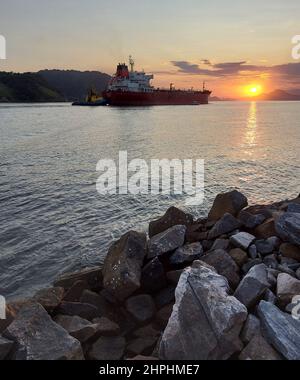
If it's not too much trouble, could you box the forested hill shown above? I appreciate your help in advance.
[0,72,64,102]
[39,70,111,101]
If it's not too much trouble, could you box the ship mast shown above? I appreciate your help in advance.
[129,55,135,72]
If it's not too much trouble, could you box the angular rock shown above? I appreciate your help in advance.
[201,249,240,288]
[149,207,193,238]
[185,228,207,244]
[33,287,65,312]
[234,264,270,308]
[254,218,277,239]
[240,314,261,344]
[166,270,184,286]
[91,317,120,336]
[264,289,277,304]
[263,254,278,269]
[170,242,203,265]
[54,267,103,290]
[280,243,300,262]
[125,295,156,324]
[127,337,158,357]
[208,190,248,221]
[239,335,282,361]
[155,304,174,329]
[278,264,297,277]
[229,248,248,267]
[211,238,230,251]
[230,232,255,250]
[102,231,147,301]
[89,336,126,360]
[242,259,263,274]
[275,212,300,246]
[54,315,99,343]
[257,301,300,360]
[80,290,108,315]
[255,237,280,256]
[208,213,241,240]
[277,273,300,307]
[133,324,161,339]
[159,264,247,360]
[148,225,186,259]
[4,303,84,360]
[248,244,258,259]
[266,269,278,287]
[0,336,14,360]
[0,300,32,334]
[154,286,175,309]
[238,210,266,229]
[141,257,167,293]
[57,301,98,321]
[63,281,86,302]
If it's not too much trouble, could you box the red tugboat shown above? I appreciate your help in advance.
[103,57,211,106]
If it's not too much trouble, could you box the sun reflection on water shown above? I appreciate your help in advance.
[245,101,257,150]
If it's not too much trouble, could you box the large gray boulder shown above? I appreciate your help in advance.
[240,314,261,345]
[201,249,240,289]
[238,210,266,229]
[125,295,156,324]
[102,231,147,301]
[33,287,65,312]
[170,242,203,265]
[149,207,193,238]
[208,213,241,240]
[148,225,186,259]
[54,315,101,343]
[257,301,300,360]
[208,190,248,221]
[4,303,84,360]
[230,232,255,251]
[255,237,280,256]
[275,212,300,246]
[277,273,300,307]
[234,264,271,308]
[159,262,247,360]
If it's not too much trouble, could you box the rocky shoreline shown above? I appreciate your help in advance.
[1,190,300,360]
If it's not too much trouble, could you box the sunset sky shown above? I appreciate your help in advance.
[0,0,300,98]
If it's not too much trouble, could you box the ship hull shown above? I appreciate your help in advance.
[103,90,211,106]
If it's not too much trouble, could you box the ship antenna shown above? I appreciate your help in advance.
[129,55,135,72]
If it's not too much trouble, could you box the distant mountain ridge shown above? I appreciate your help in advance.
[39,70,111,101]
[0,72,64,102]
[250,89,300,101]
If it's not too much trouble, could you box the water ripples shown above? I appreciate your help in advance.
[0,101,299,299]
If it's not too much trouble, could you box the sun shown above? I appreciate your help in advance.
[245,84,262,97]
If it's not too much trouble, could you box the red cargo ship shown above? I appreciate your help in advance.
[103,57,211,106]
